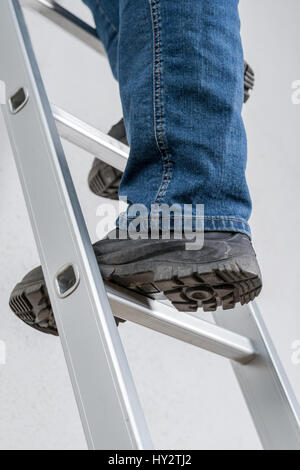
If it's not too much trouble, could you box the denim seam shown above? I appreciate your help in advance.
[118,215,251,237]
[119,214,249,224]
[95,0,118,34]
[149,0,173,205]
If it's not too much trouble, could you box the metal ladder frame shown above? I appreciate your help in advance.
[1,0,300,450]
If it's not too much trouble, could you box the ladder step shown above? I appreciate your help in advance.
[52,104,128,173]
[214,303,300,450]
[106,282,256,365]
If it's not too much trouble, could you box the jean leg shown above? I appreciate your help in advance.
[117,0,251,237]
[82,0,120,79]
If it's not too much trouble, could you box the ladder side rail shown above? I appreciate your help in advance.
[214,302,300,450]
[0,0,152,450]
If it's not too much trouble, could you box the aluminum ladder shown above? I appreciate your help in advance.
[1,0,300,450]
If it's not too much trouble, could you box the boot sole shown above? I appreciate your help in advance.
[104,256,262,313]
[9,256,262,335]
[9,274,57,336]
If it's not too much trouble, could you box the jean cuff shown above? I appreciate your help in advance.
[201,217,251,239]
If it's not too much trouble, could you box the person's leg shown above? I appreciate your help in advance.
[9,0,262,335]
[84,1,254,205]
[82,0,120,79]
[82,1,128,200]
[116,0,251,237]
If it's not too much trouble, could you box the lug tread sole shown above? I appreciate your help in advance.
[9,261,262,335]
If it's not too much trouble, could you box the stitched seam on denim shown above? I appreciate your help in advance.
[119,214,250,224]
[149,0,173,205]
[95,0,118,33]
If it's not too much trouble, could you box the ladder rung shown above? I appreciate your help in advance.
[53,104,128,173]
[21,0,105,55]
[106,282,256,365]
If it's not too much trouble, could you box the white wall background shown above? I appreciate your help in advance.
[0,0,299,450]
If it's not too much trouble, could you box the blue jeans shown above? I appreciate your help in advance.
[83,0,252,238]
